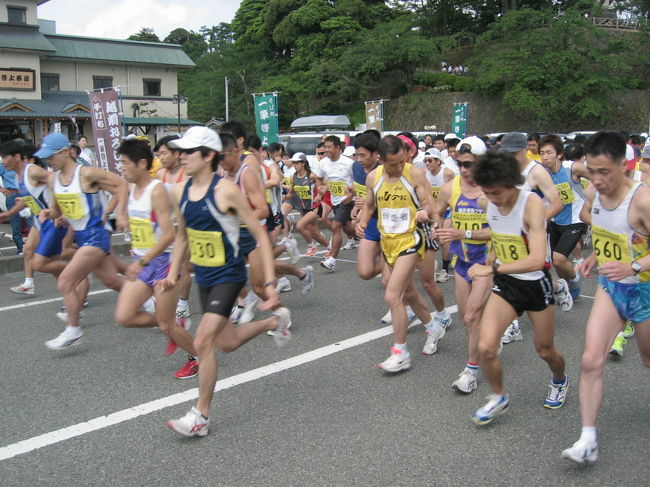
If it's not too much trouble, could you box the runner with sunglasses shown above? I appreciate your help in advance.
[435,137,492,393]
[161,127,290,438]
[37,133,126,350]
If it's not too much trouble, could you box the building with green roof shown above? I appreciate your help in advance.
[0,0,197,145]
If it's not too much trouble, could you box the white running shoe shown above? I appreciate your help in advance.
[230,305,243,324]
[471,393,510,425]
[239,292,261,324]
[45,328,83,350]
[377,348,411,373]
[284,237,301,264]
[422,322,446,355]
[56,308,85,323]
[437,314,452,330]
[300,266,314,294]
[143,297,156,314]
[342,238,359,250]
[502,320,522,344]
[320,256,336,271]
[276,276,292,293]
[167,407,209,437]
[436,269,449,283]
[176,306,190,319]
[10,284,34,295]
[452,368,478,394]
[271,307,292,347]
[554,278,574,312]
[380,306,416,324]
[561,438,598,464]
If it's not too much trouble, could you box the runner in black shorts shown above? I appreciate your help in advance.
[468,149,568,426]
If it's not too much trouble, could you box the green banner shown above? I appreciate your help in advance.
[253,93,279,146]
[451,102,468,139]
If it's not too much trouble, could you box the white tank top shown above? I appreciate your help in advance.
[518,161,537,192]
[425,168,445,200]
[127,179,171,257]
[592,181,650,283]
[54,164,103,231]
[487,189,544,281]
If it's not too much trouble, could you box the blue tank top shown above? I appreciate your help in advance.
[549,164,577,225]
[449,177,488,264]
[180,174,247,286]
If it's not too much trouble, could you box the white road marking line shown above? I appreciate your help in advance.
[0,305,458,462]
[579,294,595,300]
[0,289,114,312]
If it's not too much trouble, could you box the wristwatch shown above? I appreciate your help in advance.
[492,262,500,275]
[465,230,473,239]
[631,261,642,274]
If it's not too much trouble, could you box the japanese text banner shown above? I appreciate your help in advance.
[253,94,279,146]
[88,89,123,174]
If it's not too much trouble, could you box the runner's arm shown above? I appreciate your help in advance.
[532,165,562,220]
[579,184,595,225]
[242,168,270,220]
[161,183,189,289]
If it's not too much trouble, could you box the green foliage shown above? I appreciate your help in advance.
[414,72,473,91]
[163,28,207,61]
[469,7,645,127]
[127,28,160,42]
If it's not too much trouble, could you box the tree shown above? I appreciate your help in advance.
[127,27,160,42]
[164,28,208,61]
[470,8,642,129]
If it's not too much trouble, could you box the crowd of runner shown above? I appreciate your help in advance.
[1,124,648,465]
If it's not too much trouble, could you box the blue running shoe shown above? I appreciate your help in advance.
[544,375,569,409]
[569,287,580,300]
[472,393,510,425]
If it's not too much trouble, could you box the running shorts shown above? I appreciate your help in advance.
[381,229,424,267]
[35,219,67,258]
[332,202,354,224]
[492,269,555,315]
[74,225,111,253]
[598,275,650,324]
[364,217,380,242]
[199,281,246,317]
[137,253,170,287]
[548,221,586,257]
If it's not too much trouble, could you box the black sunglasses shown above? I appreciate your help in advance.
[457,160,473,169]
[457,143,474,155]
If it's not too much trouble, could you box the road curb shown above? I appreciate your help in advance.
[0,240,132,275]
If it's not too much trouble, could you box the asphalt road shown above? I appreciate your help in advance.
[0,244,648,486]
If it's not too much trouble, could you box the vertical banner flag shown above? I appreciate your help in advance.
[88,89,124,174]
[253,93,279,146]
[365,100,383,132]
[451,102,468,139]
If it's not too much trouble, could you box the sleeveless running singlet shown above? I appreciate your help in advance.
[449,177,488,264]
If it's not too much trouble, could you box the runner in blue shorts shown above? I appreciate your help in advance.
[37,133,126,350]
[562,131,650,464]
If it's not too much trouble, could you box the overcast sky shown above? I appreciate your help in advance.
[37,0,242,40]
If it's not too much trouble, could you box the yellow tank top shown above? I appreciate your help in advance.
[373,163,420,237]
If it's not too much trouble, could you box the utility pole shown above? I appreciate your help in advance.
[224,77,229,122]
[172,94,187,134]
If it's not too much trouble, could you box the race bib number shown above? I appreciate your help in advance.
[55,193,84,220]
[187,228,226,267]
[21,195,42,215]
[555,182,575,204]
[328,180,347,197]
[592,225,631,265]
[492,232,529,264]
[294,185,311,200]
[452,211,487,244]
[354,182,367,200]
[283,176,291,186]
[381,207,410,234]
[265,189,272,204]
[129,217,155,249]
[431,186,440,200]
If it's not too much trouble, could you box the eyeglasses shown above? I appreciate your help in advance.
[457,143,474,155]
[317,152,326,156]
[457,160,473,169]
[217,151,232,162]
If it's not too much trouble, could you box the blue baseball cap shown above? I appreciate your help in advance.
[34,133,71,159]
